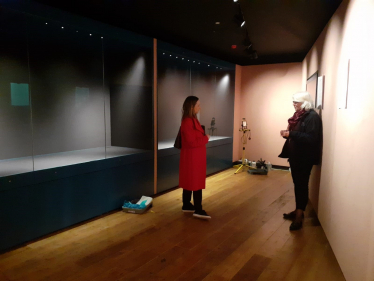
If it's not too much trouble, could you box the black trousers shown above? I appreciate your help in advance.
[289,159,313,211]
[182,189,202,212]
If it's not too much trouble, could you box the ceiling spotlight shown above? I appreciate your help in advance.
[45,23,48,25]
[163,53,165,55]
[76,31,78,32]
[101,37,103,39]
[61,26,64,29]
[170,55,172,57]
[182,58,184,60]
[90,34,92,36]
[188,60,190,61]
[193,61,195,63]
[176,56,178,58]
[198,62,200,64]
[208,65,210,66]
[233,0,238,2]
[241,21,245,27]
[216,67,218,69]
[215,22,220,25]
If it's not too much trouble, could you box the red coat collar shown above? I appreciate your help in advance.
[192,118,204,134]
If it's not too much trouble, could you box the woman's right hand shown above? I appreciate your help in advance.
[206,134,211,140]
[280,130,289,138]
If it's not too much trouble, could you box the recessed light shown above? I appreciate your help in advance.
[89,34,92,36]
[163,53,165,55]
[208,65,210,66]
[176,56,178,58]
[61,27,64,29]
[215,22,220,25]
[45,23,48,25]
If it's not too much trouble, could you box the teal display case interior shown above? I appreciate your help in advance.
[0,1,154,252]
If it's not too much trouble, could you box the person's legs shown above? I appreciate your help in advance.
[289,159,313,230]
[192,190,211,219]
[182,189,194,212]
[290,160,313,211]
[183,189,192,205]
[192,190,202,212]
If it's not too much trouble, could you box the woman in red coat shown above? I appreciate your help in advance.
[179,96,211,219]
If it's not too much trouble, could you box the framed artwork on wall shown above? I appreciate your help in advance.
[316,75,325,109]
[306,71,318,108]
[339,59,350,109]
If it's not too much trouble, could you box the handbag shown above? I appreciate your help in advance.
[174,127,182,149]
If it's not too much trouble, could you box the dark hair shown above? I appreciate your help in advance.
[182,96,199,120]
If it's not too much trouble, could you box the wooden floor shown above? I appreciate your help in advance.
[0,168,346,281]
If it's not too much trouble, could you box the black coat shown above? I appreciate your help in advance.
[278,109,322,165]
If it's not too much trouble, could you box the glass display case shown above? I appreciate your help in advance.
[0,4,154,178]
[0,1,155,252]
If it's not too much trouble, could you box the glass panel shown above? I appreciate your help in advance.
[0,8,34,176]
[28,15,106,170]
[157,46,191,149]
[103,34,153,157]
[190,61,216,137]
[213,69,235,137]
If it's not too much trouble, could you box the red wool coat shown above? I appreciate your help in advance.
[179,117,209,191]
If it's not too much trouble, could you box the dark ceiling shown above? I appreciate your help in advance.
[35,0,342,66]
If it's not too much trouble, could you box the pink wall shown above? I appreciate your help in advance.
[302,1,374,280]
[233,1,374,280]
[237,63,302,166]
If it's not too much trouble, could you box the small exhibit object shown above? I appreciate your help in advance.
[248,166,268,175]
[248,158,268,175]
[208,117,217,136]
[122,196,153,214]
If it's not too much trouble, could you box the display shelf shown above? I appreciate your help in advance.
[158,136,231,150]
[0,147,149,177]
[157,137,233,193]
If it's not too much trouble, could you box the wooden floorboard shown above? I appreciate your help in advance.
[0,168,346,281]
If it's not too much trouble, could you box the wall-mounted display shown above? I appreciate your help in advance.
[317,75,325,109]
[307,71,318,108]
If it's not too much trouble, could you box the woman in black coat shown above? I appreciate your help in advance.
[279,91,322,231]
